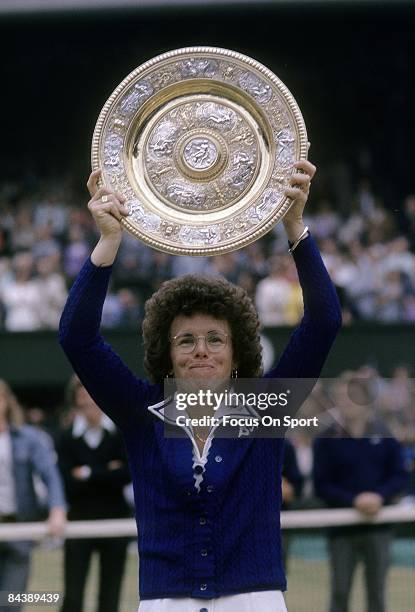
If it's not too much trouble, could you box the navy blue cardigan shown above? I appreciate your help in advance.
[58,235,341,600]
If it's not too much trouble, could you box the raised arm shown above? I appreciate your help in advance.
[59,170,161,431]
[265,159,342,380]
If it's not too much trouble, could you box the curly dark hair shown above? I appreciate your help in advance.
[142,274,263,384]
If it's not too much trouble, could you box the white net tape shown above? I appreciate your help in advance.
[1,505,415,541]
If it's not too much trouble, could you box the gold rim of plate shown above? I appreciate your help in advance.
[91,46,308,256]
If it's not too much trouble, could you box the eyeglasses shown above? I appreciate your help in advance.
[170,331,229,354]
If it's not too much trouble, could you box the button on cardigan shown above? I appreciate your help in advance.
[58,235,341,600]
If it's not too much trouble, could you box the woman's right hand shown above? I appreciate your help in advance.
[86,169,129,241]
[87,169,130,266]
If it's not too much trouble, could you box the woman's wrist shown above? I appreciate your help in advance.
[288,225,309,254]
[91,234,122,267]
[283,218,306,243]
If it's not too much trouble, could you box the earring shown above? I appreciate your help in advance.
[231,368,238,379]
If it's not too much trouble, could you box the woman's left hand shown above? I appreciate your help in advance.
[283,158,316,242]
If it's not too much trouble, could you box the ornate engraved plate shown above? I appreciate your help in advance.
[91,47,308,255]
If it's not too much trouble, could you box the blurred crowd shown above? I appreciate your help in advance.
[0,177,415,331]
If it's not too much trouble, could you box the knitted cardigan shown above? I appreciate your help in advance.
[59,235,341,600]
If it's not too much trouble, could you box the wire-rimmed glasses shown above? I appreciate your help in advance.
[170,331,229,354]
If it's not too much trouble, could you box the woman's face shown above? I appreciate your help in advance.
[169,313,235,381]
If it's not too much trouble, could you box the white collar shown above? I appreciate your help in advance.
[72,413,115,438]
[148,391,259,482]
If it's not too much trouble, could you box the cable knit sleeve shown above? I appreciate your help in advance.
[265,234,342,379]
[58,258,160,431]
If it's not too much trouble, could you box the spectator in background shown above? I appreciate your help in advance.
[9,204,36,252]
[320,238,342,269]
[344,244,384,321]
[255,254,303,326]
[58,376,132,612]
[146,250,172,292]
[313,379,408,612]
[377,365,415,442]
[117,288,143,328]
[379,236,415,278]
[311,200,340,240]
[207,252,241,285]
[356,178,376,219]
[0,252,43,331]
[236,269,257,301]
[113,232,158,298]
[337,208,365,246]
[239,240,269,281]
[33,191,67,238]
[0,379,66,612]
[374,270,404,322]
[0,257,12,293]
[102,287,142,329]
[101,286,123,329]
[32,223,60,262]
[35,255,68,329]
[63,226,91,280]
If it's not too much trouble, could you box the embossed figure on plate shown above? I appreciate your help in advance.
[183,138,218,170]
[196,103,236,130]
[179,59,219,78]
[166,183,206,210]
[238,72,272,104]
[119,80,154,116]
[147,122,178,159]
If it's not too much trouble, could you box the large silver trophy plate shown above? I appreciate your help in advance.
[91,47,308,255]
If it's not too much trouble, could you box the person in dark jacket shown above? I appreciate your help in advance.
[313,390,408,612]
[58,376,132,612]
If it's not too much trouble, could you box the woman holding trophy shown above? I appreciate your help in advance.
[59,48,341,611]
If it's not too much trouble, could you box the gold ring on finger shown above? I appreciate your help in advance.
[101,194,109,204]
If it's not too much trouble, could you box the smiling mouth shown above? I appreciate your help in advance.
[189,364,214,369]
